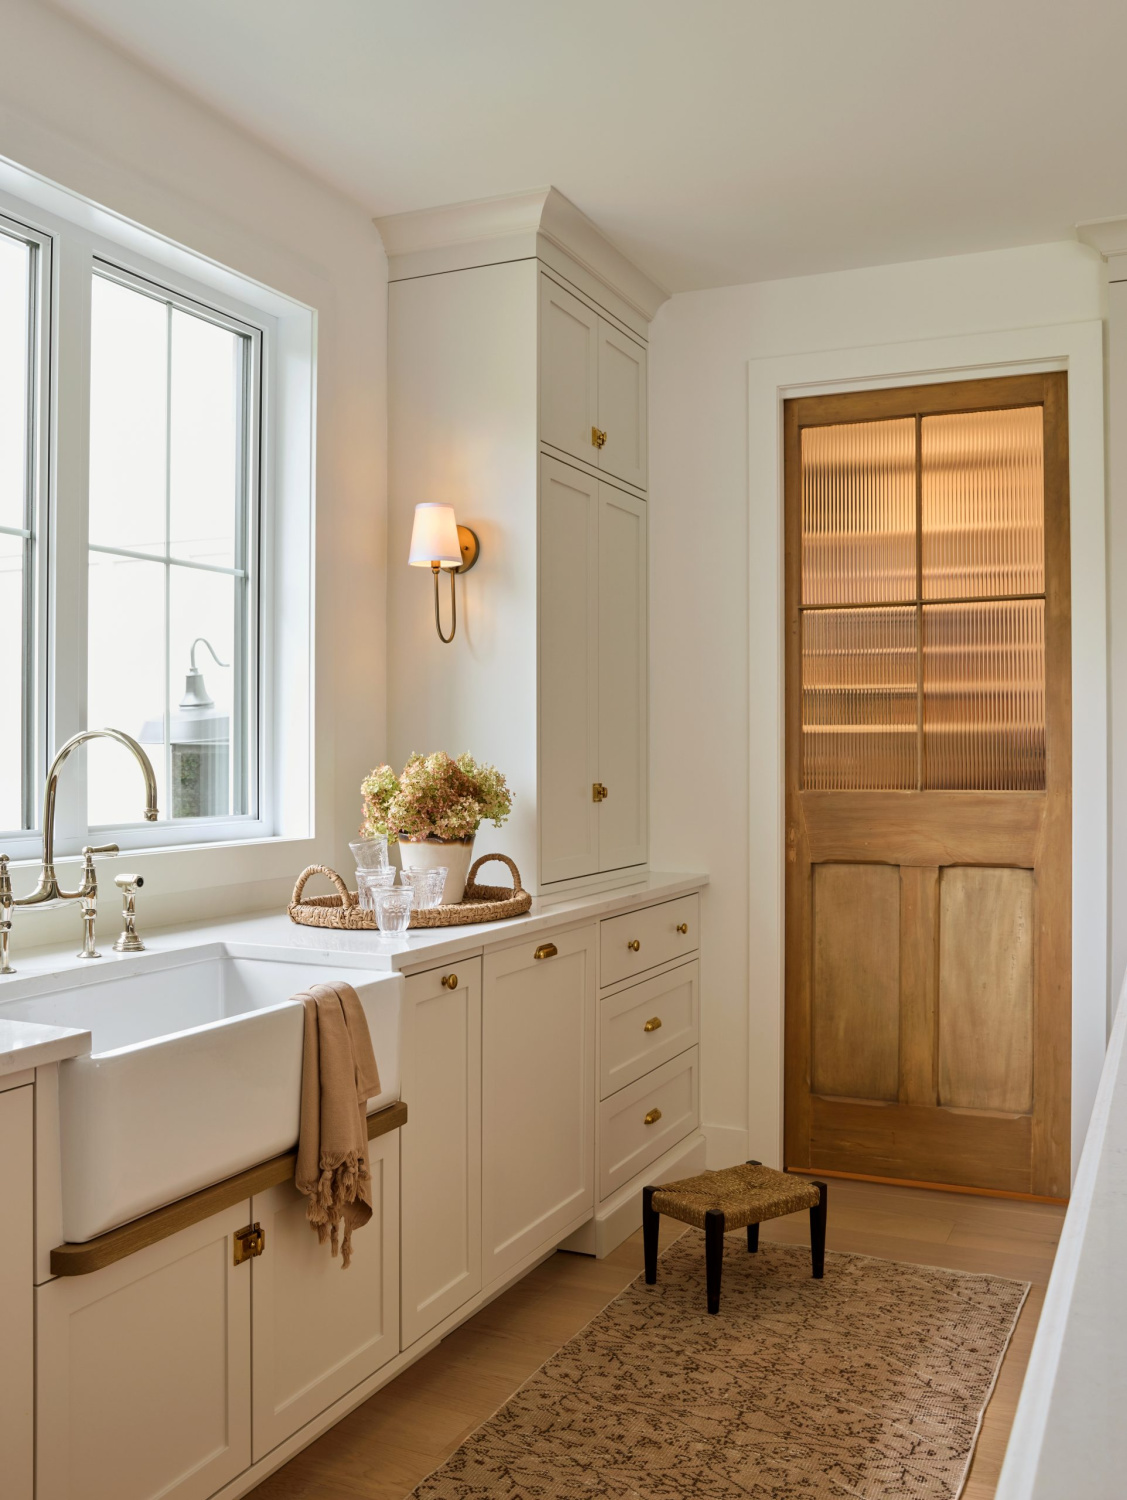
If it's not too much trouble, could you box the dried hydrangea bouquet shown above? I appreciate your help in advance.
[360,752,512,903]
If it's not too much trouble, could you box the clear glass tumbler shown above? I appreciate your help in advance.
[350,836,389,871]
[373,887,413,935]
[399,866,448,908]
[357,866,396,910]
[425,866,450,906]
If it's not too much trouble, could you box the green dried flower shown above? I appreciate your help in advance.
[360,752,512,843]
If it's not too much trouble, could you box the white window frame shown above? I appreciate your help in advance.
[0,167,314,865]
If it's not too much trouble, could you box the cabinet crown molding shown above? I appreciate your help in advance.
[375,186,669,323]
[1077,215,1127,263]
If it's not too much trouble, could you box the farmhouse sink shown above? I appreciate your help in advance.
[1,945,402,1241]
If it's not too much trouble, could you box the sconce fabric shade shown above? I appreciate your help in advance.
[409,503,463,568]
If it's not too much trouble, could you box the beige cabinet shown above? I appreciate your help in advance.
[250,1131,400,1461]
[600,960,700,1099]
[0,1084,33,1500]
[482,926,596,1283]
[540,271,648,491]
[37,1203,252,1500]
[400,960,482,1346]
[539,455,649,883]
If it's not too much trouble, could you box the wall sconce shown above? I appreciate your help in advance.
[408,503,481,644]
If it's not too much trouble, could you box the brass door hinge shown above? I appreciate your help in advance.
[233,1223,266,1265]
[591,426,607,449]
[592,782,608,802]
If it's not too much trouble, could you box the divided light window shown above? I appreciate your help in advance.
[86,266,260,829]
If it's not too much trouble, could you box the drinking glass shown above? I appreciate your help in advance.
[350,836,389,871]
[373,887,413,935]
[357,866,396,910]
[425,866,450,906]
[399,866,448,908]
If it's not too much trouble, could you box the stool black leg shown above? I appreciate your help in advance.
[705,1210,725,1314]
[809,1181,828,1279]
[642,1186,659,1285]
[746,1221,759,1253]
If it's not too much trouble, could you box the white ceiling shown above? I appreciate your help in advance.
[47,0,1127,292]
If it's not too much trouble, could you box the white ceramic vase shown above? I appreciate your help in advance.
[397,834,475,904]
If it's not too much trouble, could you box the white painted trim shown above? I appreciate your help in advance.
[374,186,669,322]
[747,321,1108,1184]
[703,1122,751,1168]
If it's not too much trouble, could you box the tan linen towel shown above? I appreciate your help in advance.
[294,980,381,1269]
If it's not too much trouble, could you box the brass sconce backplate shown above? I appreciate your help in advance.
[455,525,480,573]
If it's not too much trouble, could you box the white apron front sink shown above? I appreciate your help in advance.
[2,945,402,1241]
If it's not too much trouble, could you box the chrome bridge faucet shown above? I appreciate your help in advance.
[3,729,159,970]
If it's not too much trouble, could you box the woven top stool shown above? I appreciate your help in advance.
[643,1161,827,1314]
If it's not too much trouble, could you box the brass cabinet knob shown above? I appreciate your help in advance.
[591,425,608,449]
[643,1016,662,1033]
[592,783,609,803]
[644,1107,662,1126]
[676,923,689,935]
[534,943,558,961]
[627,939,641,952]
[441,973,458,990]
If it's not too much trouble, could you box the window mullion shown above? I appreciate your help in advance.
[46,227,95,858]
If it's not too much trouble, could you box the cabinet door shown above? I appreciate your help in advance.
[482,926,595,1283]
[0,1086,33,1500]
[539,454,600,883]
[400,960,482,1347]
[598,484,648,871]
[540,272,599,465]
[251,1131,400,1460]
[597,320,648,490]
[37,1203,251,1500]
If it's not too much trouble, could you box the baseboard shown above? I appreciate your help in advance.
[560,1130,707,1258]
[703,1123,752,1168]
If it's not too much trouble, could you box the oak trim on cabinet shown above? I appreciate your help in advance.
[50,1100,408,1277]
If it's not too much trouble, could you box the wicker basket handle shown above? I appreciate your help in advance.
[466,853,523,893]
[291,864,351,907]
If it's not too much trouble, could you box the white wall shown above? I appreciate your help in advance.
[0,0,387,941]
[649,240,1106,1170]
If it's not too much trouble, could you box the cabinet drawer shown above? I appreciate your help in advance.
[600,961,699,1099]
[599,1048,699,1201]
[600,893,699,987]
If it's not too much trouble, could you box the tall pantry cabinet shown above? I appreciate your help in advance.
[380,188,667,895]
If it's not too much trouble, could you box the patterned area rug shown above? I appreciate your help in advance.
[410,1238,1028,1500]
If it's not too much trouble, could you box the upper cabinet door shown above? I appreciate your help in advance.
[597,321,648,491]
[540,273,599,466]
[539,455,600,884]
[598,484,648,872]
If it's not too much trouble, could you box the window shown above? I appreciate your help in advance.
[0,166,312,860]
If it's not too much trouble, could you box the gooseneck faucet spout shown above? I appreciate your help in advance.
[15,729,159,908]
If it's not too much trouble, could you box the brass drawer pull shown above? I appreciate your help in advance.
[534,943,558,961]
[644,1107,662,1126]
[592,782,608,802]
[643,1016,662,1033]
[627,939,641,952]
[441,973,458,990]
[676,923,689,935]
[591,425,608,449]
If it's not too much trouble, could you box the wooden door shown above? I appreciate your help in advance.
[251,1132,399,1460]
[784,373,1071,1200]
[539,454,600,883]
[482,926,595,1284]
[598,482,648,871]
[540,271,599,465]
[400,960,482,1347]
[597,319,648,490]
[37,1203,252,1500]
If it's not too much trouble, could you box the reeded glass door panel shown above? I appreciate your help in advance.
[923,600,1045,791]
[802,607,918,791]
[801,419,915,605]
[921,407,1044,600]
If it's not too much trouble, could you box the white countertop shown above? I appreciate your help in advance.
[0,870,708,1002]
[0,1016,90,1076]
[997,983,1127,1499]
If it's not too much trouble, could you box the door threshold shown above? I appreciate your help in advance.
[787,1165,1067,1206]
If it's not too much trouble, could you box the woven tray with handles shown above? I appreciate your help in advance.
[288,854,532,930]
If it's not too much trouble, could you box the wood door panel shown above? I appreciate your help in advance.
[810,1097,1033,1194]
[811,864,900,1101]
[802,792,1043,866]
[938,867,1034,1114]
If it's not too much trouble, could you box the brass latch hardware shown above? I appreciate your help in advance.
[643,1016,662,1033]
[441,973,458,990]
[591,426,608,449]
[676,923,689,935]
[233,1223,265,1265]
[534,943,558,961]
[592,783,608,802]
[627,939,641,952]
[644,1108,662,1126]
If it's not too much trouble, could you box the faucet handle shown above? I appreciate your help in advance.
[0,854,11,900]
[82,843,119,859]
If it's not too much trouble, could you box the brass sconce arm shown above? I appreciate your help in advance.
[432,562,457,644]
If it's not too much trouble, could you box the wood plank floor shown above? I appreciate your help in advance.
[248,1177,1064,1500]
